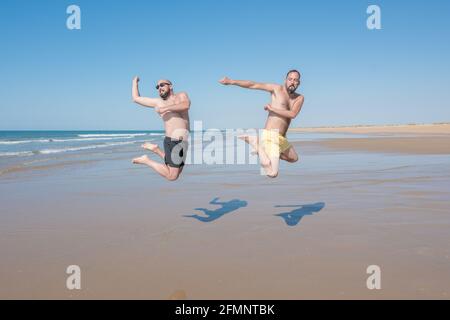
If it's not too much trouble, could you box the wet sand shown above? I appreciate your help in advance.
[1,128,450,299]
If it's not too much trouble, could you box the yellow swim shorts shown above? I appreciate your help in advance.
[261,129,292,157]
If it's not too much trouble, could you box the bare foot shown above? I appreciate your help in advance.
[238,135,259,154]
[132,155,150,165]
[141,142,159,152]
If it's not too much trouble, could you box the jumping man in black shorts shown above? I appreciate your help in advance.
[131,76,190,181]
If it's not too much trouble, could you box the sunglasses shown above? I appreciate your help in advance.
[156,83,171,90]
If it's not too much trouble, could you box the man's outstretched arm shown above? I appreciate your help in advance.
[131,76,160,108]
[266,96,304,119]
[219,76,279,93]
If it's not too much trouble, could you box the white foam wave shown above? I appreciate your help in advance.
[0,139,51,145]
[0,134,155,145]
[78,133,148,138]
[52,137,134,142]
[39,141,136,154]
[0,151,34,157]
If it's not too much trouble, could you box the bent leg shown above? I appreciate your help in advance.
[238,135,271,168]
[166,165,183,181]
[132,155,172,180]
[280,146,299,163]
[238,135,280,178]
[142,142,165,159]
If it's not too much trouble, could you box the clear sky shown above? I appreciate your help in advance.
[0,0,449,130]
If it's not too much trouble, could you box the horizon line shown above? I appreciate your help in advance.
[1,122,450,131]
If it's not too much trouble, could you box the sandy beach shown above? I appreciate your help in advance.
[1,125,450,299]
[298,136,450,155]
[290,123,450,135]
[290,124,450,155]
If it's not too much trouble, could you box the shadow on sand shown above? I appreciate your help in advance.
[184,197,248,223]
[274,202,325,227]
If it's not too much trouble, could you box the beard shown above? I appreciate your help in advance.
[287,85,296,94]
[159,91,169,99]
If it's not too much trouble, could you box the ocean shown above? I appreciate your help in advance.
[0,130,166,177]
[0,131,167,157]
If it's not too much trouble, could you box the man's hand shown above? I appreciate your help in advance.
[264,104,273,112]
[219,77,232,85]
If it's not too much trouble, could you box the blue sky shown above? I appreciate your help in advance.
[0,0,449,130]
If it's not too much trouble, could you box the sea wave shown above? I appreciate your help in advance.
[0,139,51,145]
[0,141,138,157]
[0,151,34,157]
[52,137,136,142]
[77,133,148,138]
[0,134,154,145]
[39,141,137,154]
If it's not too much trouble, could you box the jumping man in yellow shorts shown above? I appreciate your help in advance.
[219,70,304,178]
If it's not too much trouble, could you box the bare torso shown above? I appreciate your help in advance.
[264,87,302,136]
[159,93,190,140]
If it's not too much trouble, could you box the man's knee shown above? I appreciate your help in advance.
[166,175,179,182]
[281,151,298,163]
[283,151,299,163]
[289,154,299,163]
[166,168,182,181]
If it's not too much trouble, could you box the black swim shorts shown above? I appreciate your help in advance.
[164,136,188,168]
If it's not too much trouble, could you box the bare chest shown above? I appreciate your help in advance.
[161,96,183,108]
[271,92,295,110]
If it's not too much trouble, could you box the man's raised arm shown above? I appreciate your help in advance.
[131,76,160,108]
[219,76,279,93]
